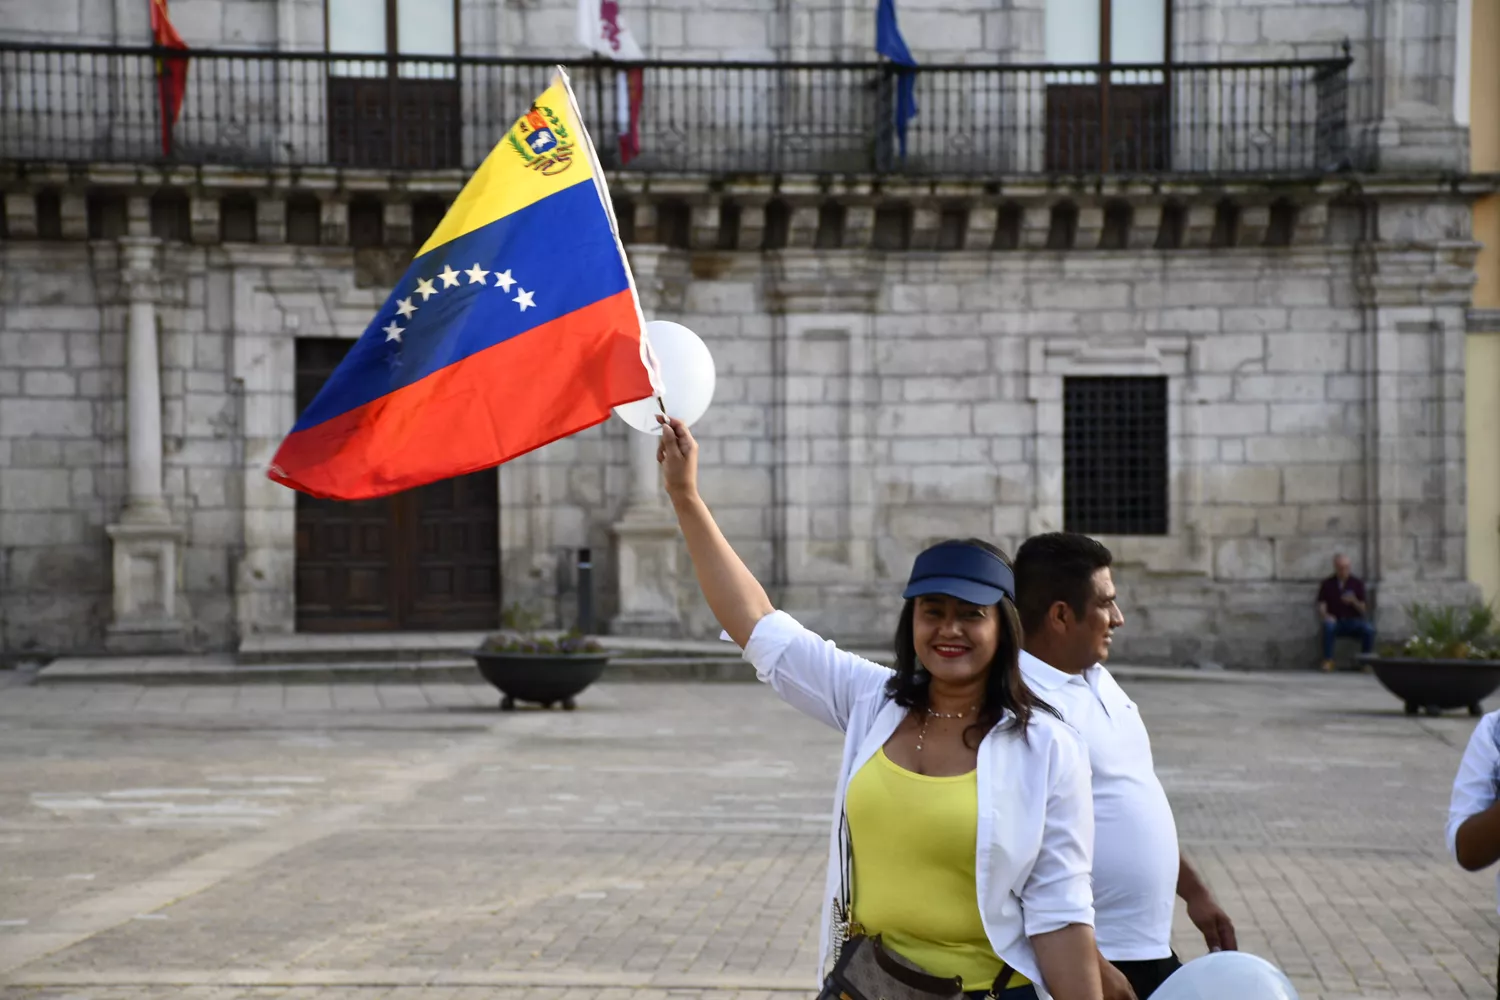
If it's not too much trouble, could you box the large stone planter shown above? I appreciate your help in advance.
[471,651,610,711]
[1357,654,1500,717]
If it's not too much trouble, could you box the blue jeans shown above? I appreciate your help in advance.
[1323,618,1375,659]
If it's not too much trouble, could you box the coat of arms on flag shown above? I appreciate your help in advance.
[509,107,575,175]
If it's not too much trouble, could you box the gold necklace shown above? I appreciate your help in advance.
[916,705,977,752]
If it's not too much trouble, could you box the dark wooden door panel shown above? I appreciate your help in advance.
[294,339,401,632]
[1046,82,1169,173]
[295,493,401,631]
[406,474,501,630]
[328,75,460,170]
[293,338,499,632]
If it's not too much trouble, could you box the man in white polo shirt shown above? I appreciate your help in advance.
[1015,532,1237,1000]
[1446,708,1500,998]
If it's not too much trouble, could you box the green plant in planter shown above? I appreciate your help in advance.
[479,631,605,655]
[1379,602,1500,660]
[478,604,605,656]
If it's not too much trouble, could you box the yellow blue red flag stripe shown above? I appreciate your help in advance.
[267,71,656,501]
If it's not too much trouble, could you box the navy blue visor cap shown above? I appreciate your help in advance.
[902,542,1016,607]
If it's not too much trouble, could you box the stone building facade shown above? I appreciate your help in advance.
[0,0,1486,668]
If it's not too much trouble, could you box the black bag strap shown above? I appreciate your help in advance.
[838,807,853,918]
[986,963,1015,998]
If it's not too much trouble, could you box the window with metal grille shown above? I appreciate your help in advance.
[1063,376,1169,535]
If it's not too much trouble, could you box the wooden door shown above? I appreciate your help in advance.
[404,473,502,629]
[293,338,500,632]
[1045,81,1169,173]
[328,76,461,171]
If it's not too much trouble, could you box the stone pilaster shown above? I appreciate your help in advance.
[763,252,880,629]
[1371,0,1467,171]
[106,235,186,652]
[610,429,683,637]
[1353,198,1480,629]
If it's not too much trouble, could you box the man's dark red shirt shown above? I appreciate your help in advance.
[1318,575,1367,620]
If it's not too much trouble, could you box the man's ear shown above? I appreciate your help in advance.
[1048,599,1073,631]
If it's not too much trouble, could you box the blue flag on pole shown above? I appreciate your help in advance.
[876,0,918,160]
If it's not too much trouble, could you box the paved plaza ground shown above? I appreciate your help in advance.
[0,669,1496,1000]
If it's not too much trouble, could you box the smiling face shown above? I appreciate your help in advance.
[912,594,1002,686]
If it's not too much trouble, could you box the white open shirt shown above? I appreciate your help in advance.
[1446,710,1500,913]
[1019,651,1181,961]
[741,611,1096,998]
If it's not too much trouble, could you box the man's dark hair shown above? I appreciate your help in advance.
[1014,532,1114,635]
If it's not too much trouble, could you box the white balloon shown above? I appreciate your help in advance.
[1151,952,1300,1000]
[614,320,716,433]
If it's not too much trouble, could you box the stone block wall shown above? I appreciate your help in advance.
[0,167,1479,666]
[0,243,122,655]
[503,179,1479,667]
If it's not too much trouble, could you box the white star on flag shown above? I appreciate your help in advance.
[395,297,417,319]
[465,263,489,285]
[513,288,536,311]
[415,277,438,301]
[383,320,404,343]
[437,265,461,288]
[494,269,516,292]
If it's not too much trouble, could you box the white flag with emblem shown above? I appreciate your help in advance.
[576,0,644,60]
[575,0,647,164]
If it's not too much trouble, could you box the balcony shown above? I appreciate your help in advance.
[0,43,1354,178]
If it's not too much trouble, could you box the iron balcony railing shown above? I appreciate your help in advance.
[0,43,1355,177]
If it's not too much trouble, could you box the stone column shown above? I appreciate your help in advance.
[106,234,186,652]
[610,425,684,636]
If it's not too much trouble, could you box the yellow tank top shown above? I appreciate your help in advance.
[845,747,1029,992]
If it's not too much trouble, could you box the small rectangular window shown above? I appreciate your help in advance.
[1063,376,1168,535]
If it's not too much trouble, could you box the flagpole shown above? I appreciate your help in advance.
[555,65,667,415]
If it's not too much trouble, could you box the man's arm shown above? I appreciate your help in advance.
[1316,582,1334,622]
[1343,582,1368,615]
[1449,716,1500,870]
[1098,951,1137,1000]
[1177,855,1237,951]
[1456,802,1500,871]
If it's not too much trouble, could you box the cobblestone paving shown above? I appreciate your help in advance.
[0,673,1495,1000]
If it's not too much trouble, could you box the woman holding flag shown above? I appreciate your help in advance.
[655,415,1103,1000]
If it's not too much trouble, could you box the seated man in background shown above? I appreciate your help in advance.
[1317,553,1375,671]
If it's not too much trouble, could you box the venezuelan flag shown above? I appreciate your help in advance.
[267,70,656,500]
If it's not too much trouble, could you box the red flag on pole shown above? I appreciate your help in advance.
[150,0,189,158]
[618,68,643,165]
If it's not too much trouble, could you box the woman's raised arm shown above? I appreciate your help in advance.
[657,415,774,648]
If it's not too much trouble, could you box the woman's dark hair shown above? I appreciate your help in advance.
[886,538,1058,746]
